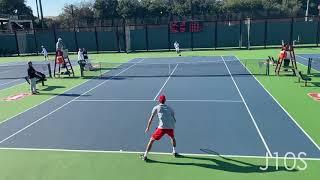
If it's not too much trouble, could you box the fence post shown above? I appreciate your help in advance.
[168,23,171,51]
[290,17,294,45]
[53,26,57,45]
[317,17,320,47]
[74,27,78,52]
[191,22,194,51]
[94,26,99,53]
[14,31,20,56]
[239,19,242,49]
[264,19,268,49]
[123,19,127,53]
[214,21,218,49]
[116,26,120,52]
[33,29,38,55]
[145,24,149,51]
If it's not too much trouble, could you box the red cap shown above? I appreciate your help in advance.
[159,95,166,104]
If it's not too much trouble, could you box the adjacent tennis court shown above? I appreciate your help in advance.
[0,55,319,159]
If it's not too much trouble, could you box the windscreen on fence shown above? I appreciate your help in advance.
[1,17,320,55]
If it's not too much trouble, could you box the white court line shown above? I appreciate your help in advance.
[296,55,310,61]
[0,79,21,86]
[0,147,319,161]
[221,56,272,157]
[73,99,243,103]
[235,56,320,152]
[0,59,145,145]
[153,64,179,101]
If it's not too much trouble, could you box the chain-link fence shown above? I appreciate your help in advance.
[1,16,320,56]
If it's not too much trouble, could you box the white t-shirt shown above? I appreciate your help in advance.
[174,42,179,50]
[41,48,48,56]
[78,51,84,61]
[152,104,176,129]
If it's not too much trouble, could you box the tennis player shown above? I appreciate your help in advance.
[141,95,178,161]
[56,38,64,51]
[27,61,39,95]
[41,45,48,61]
[174,41,181,56]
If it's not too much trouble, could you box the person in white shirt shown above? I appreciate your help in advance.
[41,46,48,61]
[174,41,181,56]
[56,38,64,51]
[78,48,84,61]
[141,95,178,161]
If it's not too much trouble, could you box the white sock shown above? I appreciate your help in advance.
[172,147,176,153]
[144,151,148,157]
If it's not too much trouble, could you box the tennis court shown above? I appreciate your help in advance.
[0,55,319,159]
[296,53,320,73]
[0,60,79,90]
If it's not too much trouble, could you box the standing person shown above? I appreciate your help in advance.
[83,48,88,60]
[77,48,84,61]
[174,41,181,56]
[56,38,67,69]
[41,45,49,61]
[27,61,39,95]
[56,38,64,51]
[141,95,178,161]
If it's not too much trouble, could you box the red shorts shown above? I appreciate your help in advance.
[152,128,174,140]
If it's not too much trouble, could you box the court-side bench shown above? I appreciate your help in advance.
[292,69,312,87]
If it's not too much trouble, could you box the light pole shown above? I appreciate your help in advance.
[35,0,40,19]
[39,0,44,27]
[305,0,310,21]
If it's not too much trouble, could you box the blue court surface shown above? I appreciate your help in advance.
[0,60,77,90]
[0,56,319,159]
[296,53,320,72]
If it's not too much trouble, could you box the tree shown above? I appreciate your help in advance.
[279,0,302,16]
[140,0,170,17]
[58,2,94,28]
[171,0,191,16]
[192,0,221,15]
[117,0,141,18]
[0,0,33,17]
[93,0,118,19]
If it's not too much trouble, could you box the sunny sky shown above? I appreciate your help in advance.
[26,0,91,17]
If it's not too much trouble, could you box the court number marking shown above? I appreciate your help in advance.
[260,152,308,171]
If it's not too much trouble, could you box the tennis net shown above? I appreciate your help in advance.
[82,59,269,78]
[307,58,320,75]
[0,62,51,79]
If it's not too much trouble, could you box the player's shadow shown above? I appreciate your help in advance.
[37,92,90,97]
[147,149,298,173]
[41,85,65,91]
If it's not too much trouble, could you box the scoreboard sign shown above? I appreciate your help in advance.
[170,21,203,33]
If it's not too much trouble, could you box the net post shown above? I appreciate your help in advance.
[266,58,270,76]
[47,63,52,78]
[100,62,102,78]
[308,58,312,75]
